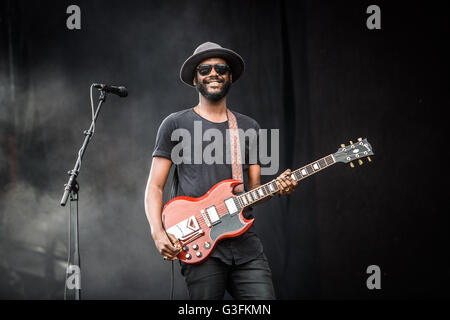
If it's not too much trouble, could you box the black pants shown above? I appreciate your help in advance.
[180,253,276,300]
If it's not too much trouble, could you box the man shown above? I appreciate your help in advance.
[144,42,297,300]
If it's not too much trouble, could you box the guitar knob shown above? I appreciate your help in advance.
[350,161,355,168]
[196,251,202,258]
[204,242,211,249]
[185,254,192,260]
[182,246,189,252]
[358,159,363,165]
[192,244,199,250]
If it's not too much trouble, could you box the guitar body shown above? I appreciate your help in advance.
[162,179,254,264]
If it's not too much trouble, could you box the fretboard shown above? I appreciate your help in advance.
[235,154,336,208]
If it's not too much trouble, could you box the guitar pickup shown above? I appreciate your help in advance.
[206,206,221,225]
[224,197,239,216]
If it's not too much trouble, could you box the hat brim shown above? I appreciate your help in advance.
[180,48,245,87]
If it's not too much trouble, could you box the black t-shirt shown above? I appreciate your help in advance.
[152,107,264,265]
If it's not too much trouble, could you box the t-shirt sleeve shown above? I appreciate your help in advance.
[152,114,176,160]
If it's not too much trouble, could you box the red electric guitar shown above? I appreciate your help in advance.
[162,138,374,264]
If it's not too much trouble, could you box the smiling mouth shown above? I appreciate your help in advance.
[205,77,223,84]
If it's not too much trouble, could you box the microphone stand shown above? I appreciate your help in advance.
[60,89,107,300]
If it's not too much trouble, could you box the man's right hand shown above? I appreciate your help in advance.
[153,230,181,261]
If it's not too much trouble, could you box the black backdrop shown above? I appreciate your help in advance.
[0,0,449,299]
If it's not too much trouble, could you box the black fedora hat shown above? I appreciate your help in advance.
[180,42,245,87]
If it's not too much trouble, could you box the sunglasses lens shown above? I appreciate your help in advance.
[197,65,212,76]
[214,64,229,75]
[197,64,229,76]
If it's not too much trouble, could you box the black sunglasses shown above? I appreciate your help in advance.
[196,64,230,76]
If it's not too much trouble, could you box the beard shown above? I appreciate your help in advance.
[195,76,231,102]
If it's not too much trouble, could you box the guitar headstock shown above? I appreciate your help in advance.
[333,138,374,167]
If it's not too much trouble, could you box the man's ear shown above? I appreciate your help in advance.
[193,74,197,86]
[230,73,233,83]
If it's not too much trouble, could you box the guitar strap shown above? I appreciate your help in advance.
[226,108,244,193]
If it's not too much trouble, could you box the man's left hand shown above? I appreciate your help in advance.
[276,169,298,196]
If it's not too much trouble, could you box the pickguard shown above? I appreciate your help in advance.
[209,212,245,241]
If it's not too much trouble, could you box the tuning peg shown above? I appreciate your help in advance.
[340,144,345,148]
[349,140,354,145]
[367,156,372,162]
[357,137,363,142]
[349,161,355,168]
[358,159,363,165]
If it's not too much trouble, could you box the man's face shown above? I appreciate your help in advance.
[193,57,232,102]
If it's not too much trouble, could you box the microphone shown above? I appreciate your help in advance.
[93,83,128,97]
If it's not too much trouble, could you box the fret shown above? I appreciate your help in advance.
[241,195,247,205]
[306,165,313,174]
[312,162,320,170]
[258,188,265,197]
[235,196,240,207]
[238,196,244,207]
[234,197,241,211]
[247,193,253,202]
[252,190,259,200]
[259,186,264,196]
[325,155,334,165]
[268,182,275,192]
[318,158,327,168]
[273,181,279,191]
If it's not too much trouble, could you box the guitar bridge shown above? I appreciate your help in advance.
[166,216,204,244]
[179,229,204,244]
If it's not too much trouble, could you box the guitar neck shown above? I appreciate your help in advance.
[235,154,336,208]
